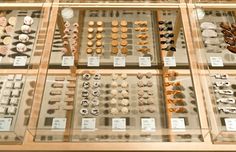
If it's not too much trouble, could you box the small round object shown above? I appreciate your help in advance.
[19,34,29,43]
[3,36,12,45]
[96,40,102,47]
[64,21,70,28]
[72,34,78,40]
[96,33,103,39]
[137,81,144,87]
[73,23,79,27]
[97,21,103,26]
[111,47,118,54]
[81,99,89,107]
[121,81,128,88]
[64,28,70,34]
[112,73,118,80]
[121,90,129,97]
[137,73,144,79]
[111,89,118,96]
[111,33,119,40]
[21,25,31,34]
[88,27,94,33]
[5,26,14,34]
[61,8,74,19]
[121,107,129,114]
[147,81,153,87]
[147,90,153,96]
[121,99,129,106]
[82,81,90,89]
[87,34,94,39]
[73,28,78,33]
[112,27,119,33]
[139,107,146,113]
[121,73,127,79]
[146,72,152,79]
[61,48,67,54]
[91,108,99,116]
[138,99,144,105]
[0,17,7,27]
[96,48,102,54]
[111,40,118,47]
[8,17,16,26]
[87,40,93,47]
[94,73,101,80]
[82,73,91,80]
[111,81,118,87]
[63,41,69,46]
[86,48,93,54]
[92,89,100,97]
[97,27,104,33]
[93,81,100,88]
[16,43,27,52]
[120,40,128,46]
[110,98,117,105]
[147,99,154,105]
[88,21,95,26]
[121,33,128,39]
[112,20,119,27]
[121,47,128,54]
[0,46,7,56]
[82,90,89,97]
[111,108,119,115]
[91,99,99,106]
[80,108,89,115]
[121,27,128,33]
[120,20,128,27]
[148,107,156,113]
[24,16,34,25]
[138,90,144,97]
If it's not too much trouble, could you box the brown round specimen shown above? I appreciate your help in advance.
[88,21,95,26]
[86,48,93,54]
[111,47,118,54]
[111,40,118,47]
[121,33,128,39]
[121,47,128,54]
[112,20,119,27]
[112,27,119,33]
[97,27,104,32]
[227,46,236,54]
[87,33,94,39]
[120,40,128,46]
[96,33,103,39]
[111,33,118,40]
[87,40,93,47]
[96,40,102,47]
[96,48,103,54]
[121,27,128,33]
[97,21,103,26]
[88,27,94,33]
[120,20,127,27]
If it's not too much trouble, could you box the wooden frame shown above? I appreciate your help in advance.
[1,1,236,151]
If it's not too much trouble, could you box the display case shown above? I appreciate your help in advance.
[0,1,50,144]
[188,2,236,144]
[1,0,236,151]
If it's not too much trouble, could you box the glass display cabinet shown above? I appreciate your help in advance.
[0,1,50,144]
[189,2,236,144]
[0,0,236,151]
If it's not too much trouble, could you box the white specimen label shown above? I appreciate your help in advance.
[52,118,67,130]
[139,57,151,67]
[114,57,126,67]
[171,118,185,131]
[13,56,27,66]
[112,118,126,131]
[0,118,12,131]
[141,118,156,131]
[62,56,74,66]
[81,118,96,131]
[87,57,100,67]
[164,56,176,67]
[225,118,236,131]
[210,57,224,67]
